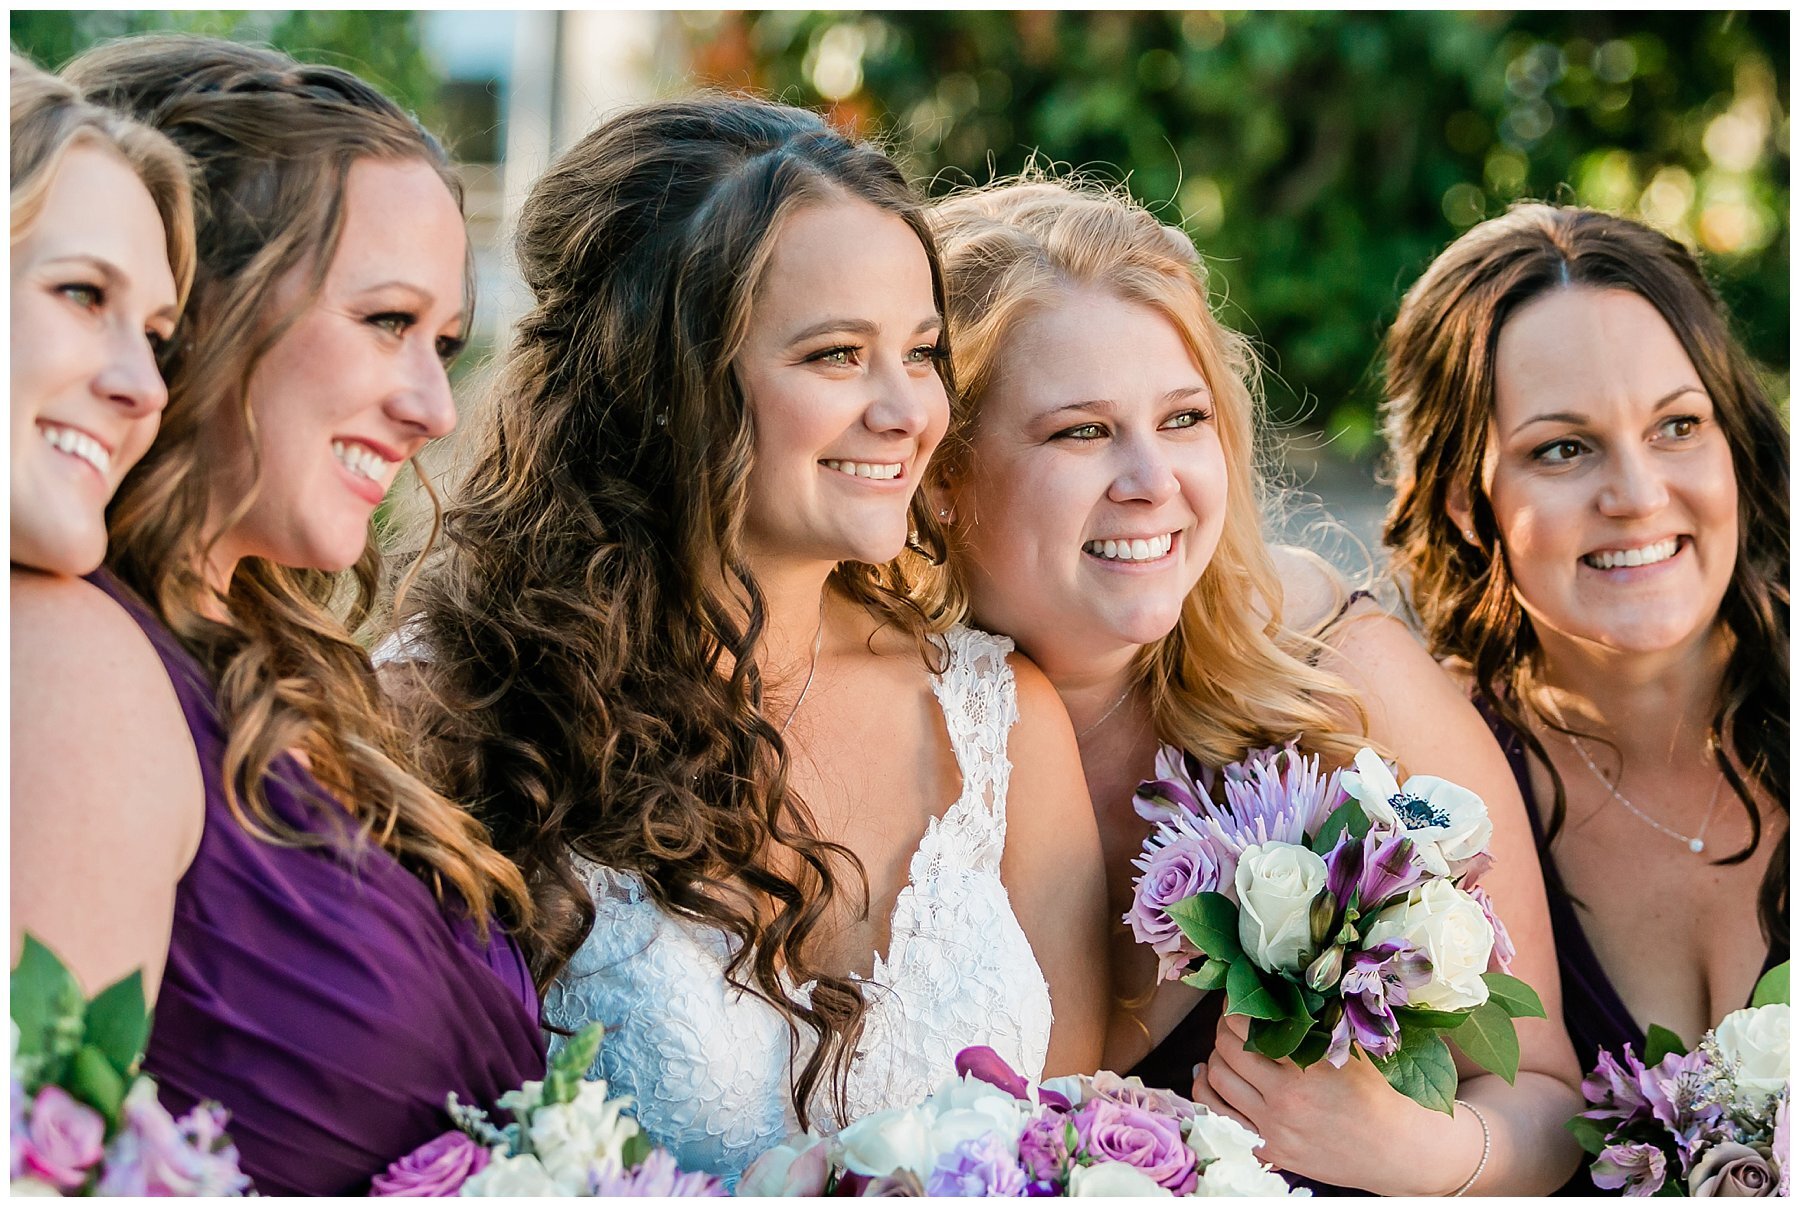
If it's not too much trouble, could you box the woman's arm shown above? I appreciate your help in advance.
[1193,586,1584,1194]
[10,573,204,1000]
[1001,654,1110,1077]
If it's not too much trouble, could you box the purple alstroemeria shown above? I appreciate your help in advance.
[954,1046,1071,1112]
[1133,745,1214,823]
[1638,1050,1727,1164]
[1325,940,1433,1067]
[1581,1047,1653,1125]
[1590,1141,1669,1196]
[1356,831,1427,911]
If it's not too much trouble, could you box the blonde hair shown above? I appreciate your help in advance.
[10,53,195,307]
[921,176,1367,768]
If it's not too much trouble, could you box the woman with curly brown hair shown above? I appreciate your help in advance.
[11,36,543,1194]
[1382,203,1787,1194]
[918,176,1584,1193]
[383,95,1108,1186]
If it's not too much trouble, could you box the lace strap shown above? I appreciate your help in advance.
[929,626,1019,845]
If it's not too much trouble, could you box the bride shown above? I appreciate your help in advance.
[383,95,1107,1185]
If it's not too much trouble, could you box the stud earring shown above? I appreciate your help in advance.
[1464,529,1476,542]
[938,507,952,521]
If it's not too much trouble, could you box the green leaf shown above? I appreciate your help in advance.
[68,1044,125,1117]
[1182,958,1231,992]
[1167,893,1244,965]
[1288,1026,1333,1069]
[1480,972,1545,1019]
[1394,1006,1470,1030]
[1449,999,1521,1084]
[1372,1026,1458,1115]
[1644,1024,1689,1065]
[1751,961,1789,1008]
[1224,958,1288,1020]
[1309,798,1366,855]
[619,1131,653,1168]
[11,934,79,1062]
[1246,1007,1317,1061]
[83,971,148,1080]
[1565,1115,1610,1156]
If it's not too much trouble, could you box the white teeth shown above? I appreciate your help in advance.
[821,459,902,481]
[331,439,394,485]
[1584,538,1680,570]
[40,424,110,476]
[1084,532,1174,562]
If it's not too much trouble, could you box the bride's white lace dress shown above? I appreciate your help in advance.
[541,624,1053,1186]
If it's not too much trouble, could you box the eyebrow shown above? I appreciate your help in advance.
[350,278,466,326]
[1509,384,1709,437]
[1042,383,1213,419]
[41,253,180,322]
[784,314,943,346]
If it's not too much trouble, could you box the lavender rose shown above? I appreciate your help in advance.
[1017,1114,1072,1183]
[1072,1100,1197,1194]
[1591,1141,1667,1196]
[21,1085,105,1190]
[1687,1142,1778,1197]
[372,1131,490,1196]
[1127,835,1224,979]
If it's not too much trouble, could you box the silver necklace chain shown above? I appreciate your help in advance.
[1077,685,1135,742]
[778,589,828,736]
[1566,734,1725,856]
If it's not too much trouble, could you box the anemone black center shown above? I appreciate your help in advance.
[1390,792,1449,830]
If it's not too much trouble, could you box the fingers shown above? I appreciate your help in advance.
[1203,1048,1268,1118]
[1189,1061,1258,1133]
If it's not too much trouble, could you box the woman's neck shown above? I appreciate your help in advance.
[738,556,839,707]
[1532,624,1731,768]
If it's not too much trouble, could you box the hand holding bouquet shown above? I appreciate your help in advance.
[741,1045,1305,1197]
[10,935,250,1196]
[1572,962,1789,1196]
[1127,743,1544,1114]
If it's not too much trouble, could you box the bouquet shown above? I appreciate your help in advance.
[372,1022,724,1196]
[739,1045,1305,1197]
[1571,962,1789,1196]
[10,935,251,1196]
[1127,743,1544,1114]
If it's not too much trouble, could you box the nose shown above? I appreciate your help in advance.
[383,342,459,441]
[1597,444,1670,518]
[863,355,938,439]
[93,327,169,417]
[1108,433,1181,506]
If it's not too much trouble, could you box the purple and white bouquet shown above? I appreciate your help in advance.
[1572,963,1789,1196]
[10,935,251,1196]
[739,1046,1305,1197]
[372,1022,724,1197]
[1127,742,1544,1114]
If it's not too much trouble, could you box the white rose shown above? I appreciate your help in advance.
[924,1074,1026,1157]
[10,1178,61,1197]
[836,1105,940,1178]
[1235,842,1328,973]
[740,1132,832,1196]
[1067,1161,1175,1197]
[1185,1110,1265,1166]
[1713,1004,1789,1104]
[527,1080,640,1192]
[1342,748,1492,878]
[1195,1159,1304,1196]
[459,1152,565,1196]
[1363,880,1494,1011]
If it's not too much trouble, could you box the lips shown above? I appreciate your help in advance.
[1083,532,1176,562]
[1582,536,1682,570]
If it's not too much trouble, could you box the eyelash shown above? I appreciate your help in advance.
[807,343,946,368]
[1054,408,1213,441]
[367,311,466,367]
[58,282,104,310]
[1530,416,1706,463]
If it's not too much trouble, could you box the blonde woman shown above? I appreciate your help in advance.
[917,178,1583,1193]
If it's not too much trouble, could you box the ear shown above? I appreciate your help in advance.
[927,459,966,526]
[1445,476,1477,546]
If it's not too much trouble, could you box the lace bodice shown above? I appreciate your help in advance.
[541,624,1052,1186]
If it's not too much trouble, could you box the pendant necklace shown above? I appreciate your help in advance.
[1077,685,1135,742]
[779,588,828,736]
[1566,734,1725,856]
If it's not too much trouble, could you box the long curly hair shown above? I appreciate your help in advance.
[918,177,1369,770]
[11,52,194,309]
[67,35,530,937]
[1381,203,1788,945]
[389,95,951,1126]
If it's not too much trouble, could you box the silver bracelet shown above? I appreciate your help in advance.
[1450,1098,1491,1197]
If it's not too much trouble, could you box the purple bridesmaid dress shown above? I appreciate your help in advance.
[87,571,546,1195]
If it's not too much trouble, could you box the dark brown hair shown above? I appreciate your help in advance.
[390,94,950,1125]
[1382,203,1788,943]
[67,34,530,936]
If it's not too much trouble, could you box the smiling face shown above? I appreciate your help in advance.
[206,156,466,578]
[1479,286,1739,657]
[733,196,949,574]
[950,286,1228,674]
[11,145,179,576]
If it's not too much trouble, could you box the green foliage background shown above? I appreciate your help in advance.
[678,11,1789,448]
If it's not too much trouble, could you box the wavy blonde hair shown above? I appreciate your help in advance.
[916,177,1368,769]
[10,53,194,307]
[67,35,530,938]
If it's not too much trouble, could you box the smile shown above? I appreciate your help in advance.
[39,422,111,477]
[332,439,396,486]
[1083,532,1175,562]
[1582,537,1681,571]
[821,459,903,481]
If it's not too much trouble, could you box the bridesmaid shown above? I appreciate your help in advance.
[1381,204,1787,1193]
[10,53,191,577]
[919,177,1584,1193]
[12,36,543,1194]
